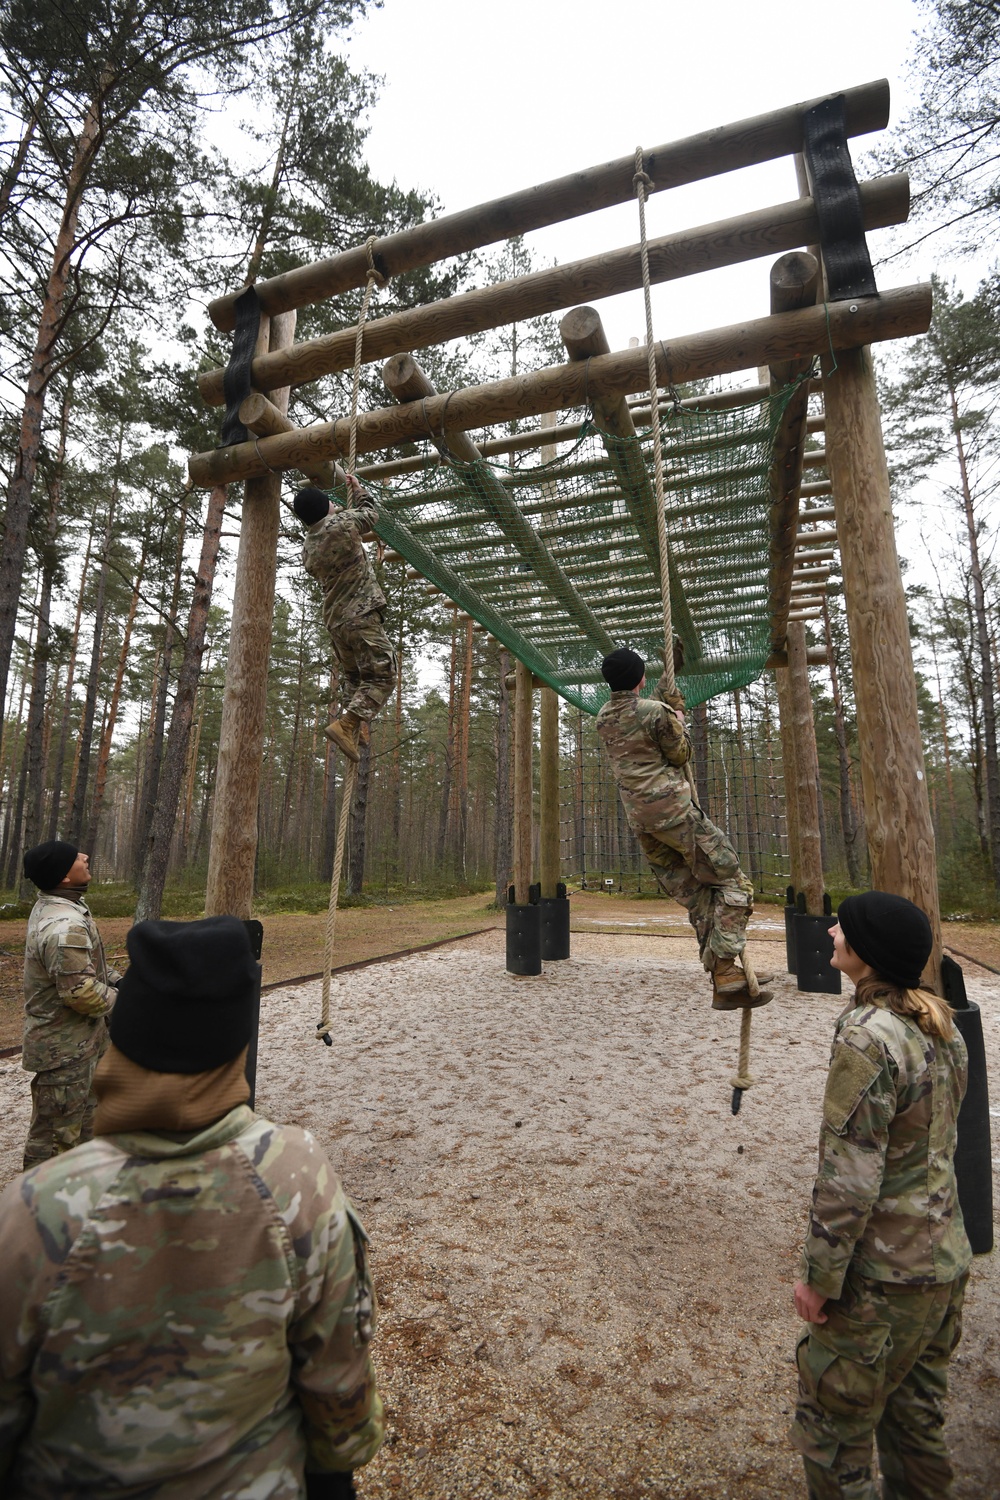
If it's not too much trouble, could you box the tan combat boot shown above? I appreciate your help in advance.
[324,711,362,762]
[710,956,774,1011]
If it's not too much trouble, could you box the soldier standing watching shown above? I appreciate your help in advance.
[0,915,383,1498]
[294,472,398,763]
[596,646,771,1008]
[20,839,119,1172]
[792,891,972,1500]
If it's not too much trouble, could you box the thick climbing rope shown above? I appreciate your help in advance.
[633,149,677,702]
[316,237,386,1045]
[633,155,760,1102]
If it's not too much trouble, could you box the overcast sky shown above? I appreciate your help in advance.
[341,0,932,357]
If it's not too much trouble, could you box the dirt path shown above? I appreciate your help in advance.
[0,920,995,1497]
[0,892,504,1050]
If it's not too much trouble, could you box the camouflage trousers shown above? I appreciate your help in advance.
[331,609,398,723]
[791,1264,968,1500]
[637,806,754,968]
[23,1054,100,1171]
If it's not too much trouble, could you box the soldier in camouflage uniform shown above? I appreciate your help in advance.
[596,647,770,1008]
[295,473,398,764]
[20,839,120,1172]
[0,915,383,1499]
[792,891,972,1500]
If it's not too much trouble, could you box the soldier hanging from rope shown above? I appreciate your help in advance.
[293,474,398,763]
[596,640,773,1010]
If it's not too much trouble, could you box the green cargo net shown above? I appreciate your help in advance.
[363,384,800,713]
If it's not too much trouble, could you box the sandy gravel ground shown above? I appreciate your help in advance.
[0,926,997,1498]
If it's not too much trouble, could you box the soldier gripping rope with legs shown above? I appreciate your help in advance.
[596,646,771,1009]
[294,473,398,763]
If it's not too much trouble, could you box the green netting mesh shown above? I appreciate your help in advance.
[363,384,800,713]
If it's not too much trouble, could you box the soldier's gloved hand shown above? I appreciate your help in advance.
[305,1473,356,1499]
[664,691,686,715]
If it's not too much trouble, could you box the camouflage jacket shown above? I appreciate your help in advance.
[302,489,386,635]
[0,1104,383,1498]
[800,997,972,1300]
[22,892,118,1074]
[596,670,693,833]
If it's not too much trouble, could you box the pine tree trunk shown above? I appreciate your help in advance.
[391,577,405,850]
[132,498,189,880]
[821,598,861,885]
[437,616,458,868]
[321,663,339,882]
[950,381,1000,890]
[0,86,106,718]
[85,530,149,853]
[347,735,371,896]
[21,391,67,869]
[493,647,512,905]
[67,491,118,845]
[457,616,474,880]
[135,485,224,920]
[48,524,95,838]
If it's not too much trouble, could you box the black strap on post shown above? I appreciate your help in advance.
[801,95,878,302]
[219,286,263,448]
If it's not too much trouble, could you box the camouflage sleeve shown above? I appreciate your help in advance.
[347,489,379,532]
[800,1025,896,1299]
[284,1156,384,1473]
[54,921,117,1017]
[0,1178,63,1476]
[647,702,692,768]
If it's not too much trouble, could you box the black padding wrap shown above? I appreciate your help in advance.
[802,96,878,302]
[219,285,263,448]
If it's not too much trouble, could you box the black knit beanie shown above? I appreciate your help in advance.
[837,891,933,990]
[293,487,331,525]
[23,839,78,889]
[601,648,646,692]
[110,917,260,1074]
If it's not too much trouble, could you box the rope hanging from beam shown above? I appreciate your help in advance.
[316,243,386,1044]
[634,148,762,1105]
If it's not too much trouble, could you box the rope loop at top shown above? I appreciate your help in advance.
[364,233,389,289]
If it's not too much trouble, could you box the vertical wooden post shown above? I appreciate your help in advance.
[205,309,296,917]
[513,658,534,905]
[823,345,942,980]
[774,665,802,891]
[539,685,560,898]
[785,620,824,913]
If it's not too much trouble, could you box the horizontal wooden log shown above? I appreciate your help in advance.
[799,505,835,523]
[198,175,908,406]
[208,79,891,331]
[796,527,837,545]
[383,354,615,655]
[187,284,932,489]
[238,393,343,490]
[560,304,701,657]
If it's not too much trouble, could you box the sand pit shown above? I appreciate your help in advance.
[0,927,997,1497]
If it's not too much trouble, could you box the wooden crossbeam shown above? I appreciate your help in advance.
[187,285,932,488]
[207,79,891,331]
[198,175,908,406]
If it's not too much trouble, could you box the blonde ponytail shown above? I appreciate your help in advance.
[854,976,956,1040]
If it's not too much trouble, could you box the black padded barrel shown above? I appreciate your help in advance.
[540,894,570,961]
[794,912,842,995]
[952,1000,995,1256]
[506,900,541,975]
